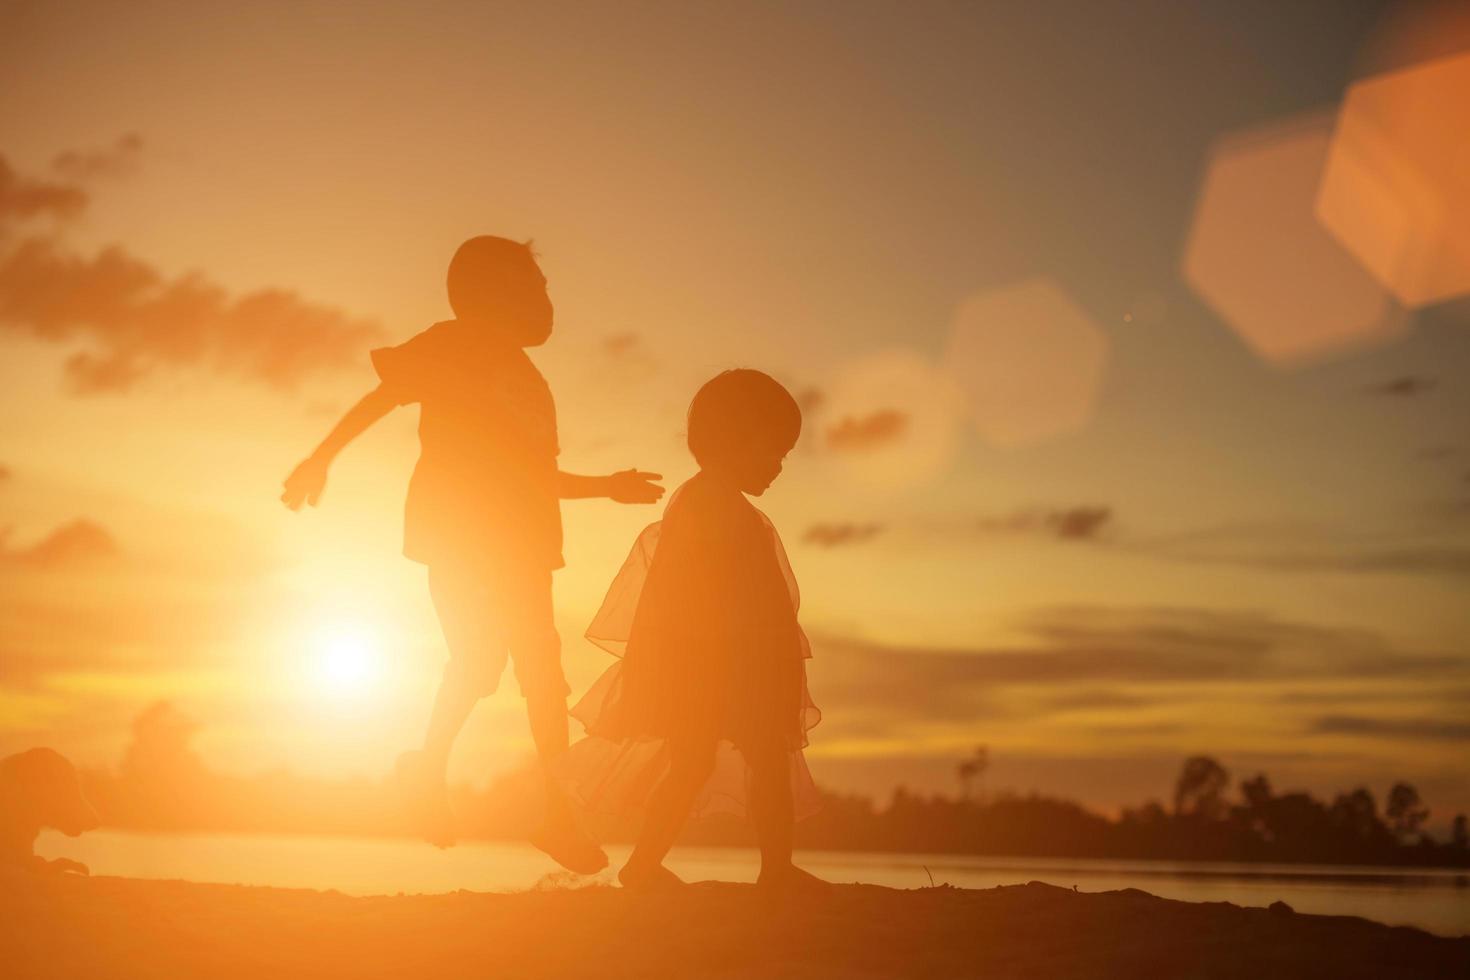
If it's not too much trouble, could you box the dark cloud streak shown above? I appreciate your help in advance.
[1311,715,1470,742]
[1366,375,1435,397]
[806,606,1467,736]
[826,408,908,451]
[804,522,885,548]
[51,133,143,181]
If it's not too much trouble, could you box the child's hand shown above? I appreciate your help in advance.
[607,469,664,504]
[281,455,330,510]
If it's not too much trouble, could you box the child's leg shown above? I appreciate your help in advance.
[746,741,794,874]
[525,692,570,813]
[625,737,717,874]
[421,669,478,776]
[507,571,607,874]
[421,568,506,777]
[747,741,827,890]
[504,570,572,809]
[397,568,507,847]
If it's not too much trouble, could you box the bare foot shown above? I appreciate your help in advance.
[532,820,609,875]
[756,863,830,894]
[618,861,686,892]
[393,750,456,849]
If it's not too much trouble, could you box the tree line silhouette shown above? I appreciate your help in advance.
[77,704,1469,869]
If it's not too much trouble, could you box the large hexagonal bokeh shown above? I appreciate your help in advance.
[942,277,1107,448]
[820,348,966,490]
[1316,53,1470,308]
[1182,114,1405,366]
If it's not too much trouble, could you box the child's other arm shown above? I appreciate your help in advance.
[281,385,398,510]
[556,469,664,504]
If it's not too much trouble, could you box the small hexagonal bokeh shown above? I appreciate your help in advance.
[1316,53,1470,308]
[942,277,1107,448]
[1182,114,1406,366]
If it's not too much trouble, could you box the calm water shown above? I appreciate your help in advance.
[38,830,1470,938]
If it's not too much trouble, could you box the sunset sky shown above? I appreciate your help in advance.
[2,0,1467,821]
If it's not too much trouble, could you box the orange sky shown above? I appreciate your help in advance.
[2,0,1468,819]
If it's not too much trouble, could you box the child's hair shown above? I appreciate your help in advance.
[686,369,802,466]
[447,236,540,319]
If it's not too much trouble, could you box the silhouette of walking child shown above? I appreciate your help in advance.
[563,369,826,892]
[281,236,663,873]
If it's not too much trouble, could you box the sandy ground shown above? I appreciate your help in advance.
[3,872,1467,979]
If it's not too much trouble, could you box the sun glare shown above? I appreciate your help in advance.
[311,623,384,698]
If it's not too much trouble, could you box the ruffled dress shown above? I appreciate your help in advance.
[563,475,821,819]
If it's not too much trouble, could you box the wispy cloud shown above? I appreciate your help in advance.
[50,133,143,181]
[1310,715,1470,742]
[808,606,1467,732]
[1131,526,1470,579]
[803,522,885,548]
[602,332,640,356]
[826,408,908,451]
[1366,375,1435,397]
[976,505,1114,542]
[0,156,87,224]
[0,519,118,567]
[0,145,383,393]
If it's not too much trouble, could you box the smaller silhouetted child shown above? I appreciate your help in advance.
[564,369,827,892]
[281,236,663,873]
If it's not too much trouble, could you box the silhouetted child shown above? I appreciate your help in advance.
[564,369,825,892]
[281,236,663,873]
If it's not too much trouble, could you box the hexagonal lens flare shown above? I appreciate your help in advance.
[1317,53,1470,308]
[942,278,1108,448]
[1182,114,1406,366]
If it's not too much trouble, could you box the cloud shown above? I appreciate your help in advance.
[1128,519,1470,580]
[50,133,143,181]
[1367,375,1436,396]
[1310,715,1470,742]
[1042,689,1152,712]
[807,606,1467,732]
[602,332,639,356]
[0,148,383,393]
[804,608,1470,765]
[0,156,87,225]
[1046,506,1113,540]
[0,236,383,393]
[976,506,1114,542]
[1150,540,1470,579]
[803,522,884,548]
[1,519,118,567]
[796,386,825,413]
[826,408,908,451]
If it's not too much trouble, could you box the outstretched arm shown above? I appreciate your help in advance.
[281,385,398,510]
[557,469,664,504]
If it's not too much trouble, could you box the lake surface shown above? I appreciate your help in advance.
[38,830,1470,938]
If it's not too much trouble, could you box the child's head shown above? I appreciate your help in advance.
[687,369,801,496]
[447,236,553,346]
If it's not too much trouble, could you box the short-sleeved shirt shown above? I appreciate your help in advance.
[371,320,563,573]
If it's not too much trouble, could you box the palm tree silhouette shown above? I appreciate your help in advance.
[957,745,989,802]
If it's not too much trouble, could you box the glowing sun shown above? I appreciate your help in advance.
[311,623,384,697]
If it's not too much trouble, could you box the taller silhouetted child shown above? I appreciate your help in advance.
[281,236,663,873]
[563,369,826,893]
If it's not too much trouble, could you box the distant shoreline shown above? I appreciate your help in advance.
[68,819,1470,874]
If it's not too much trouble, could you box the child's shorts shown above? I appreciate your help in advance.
[427,564,569,700]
